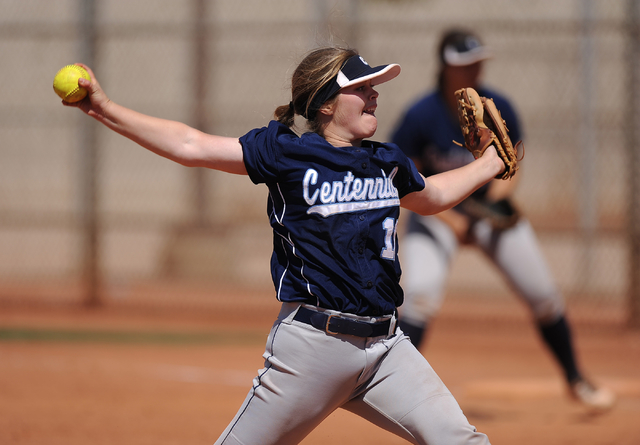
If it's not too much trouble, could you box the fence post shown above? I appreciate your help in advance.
[192,0,211,228]
[578,0,598,296]
[627,0,640,328]
[79,0,100,307]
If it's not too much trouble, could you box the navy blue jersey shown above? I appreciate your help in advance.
[240,121,425,316]
[391,87,522,200]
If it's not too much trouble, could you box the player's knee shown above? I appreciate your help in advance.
[531,296,565,324]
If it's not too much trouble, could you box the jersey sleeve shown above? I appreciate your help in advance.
[239,121,294,185]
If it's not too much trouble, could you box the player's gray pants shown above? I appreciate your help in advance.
[215,303,490,445]
[400,214,565,328]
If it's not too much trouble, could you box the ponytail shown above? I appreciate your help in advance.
[274,101,296,128]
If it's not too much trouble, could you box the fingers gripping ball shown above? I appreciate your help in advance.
[53,65,90,103]
[454,87,523,180]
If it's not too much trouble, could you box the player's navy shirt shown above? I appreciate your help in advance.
[240,120,425,316]
[391,87,522,200]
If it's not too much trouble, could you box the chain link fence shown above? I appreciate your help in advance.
[0,0,637,326]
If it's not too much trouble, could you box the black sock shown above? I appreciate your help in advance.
[538,315,581,384]
[398,319,427,347]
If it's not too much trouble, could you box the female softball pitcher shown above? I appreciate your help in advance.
[63,47,506,445]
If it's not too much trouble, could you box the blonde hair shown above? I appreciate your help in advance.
[274,47,358,134]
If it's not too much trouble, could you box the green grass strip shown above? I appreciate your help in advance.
[0,328,264,345]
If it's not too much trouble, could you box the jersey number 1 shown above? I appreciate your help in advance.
[381,217,397,260]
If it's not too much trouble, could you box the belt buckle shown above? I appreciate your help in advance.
[325,314,339,335]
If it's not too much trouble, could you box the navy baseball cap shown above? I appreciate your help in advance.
[305,55,401,120]
[441,31,492,66]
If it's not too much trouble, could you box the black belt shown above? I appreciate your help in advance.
[294,306,394,338]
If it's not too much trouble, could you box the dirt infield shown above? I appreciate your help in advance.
[1,296,639,445]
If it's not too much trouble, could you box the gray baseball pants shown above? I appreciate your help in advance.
[399,214,565,327]
[214,302,490,445]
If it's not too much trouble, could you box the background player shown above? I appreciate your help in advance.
[391,28,615,411]
[63,47,508,444]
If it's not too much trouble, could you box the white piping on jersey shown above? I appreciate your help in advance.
[274,230,316,303]
[272,184,287,226]
[303,167,399,218]
[270,185,311,301]
[275,235,287,301]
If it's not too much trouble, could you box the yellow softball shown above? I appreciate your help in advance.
[53,65,90,102]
